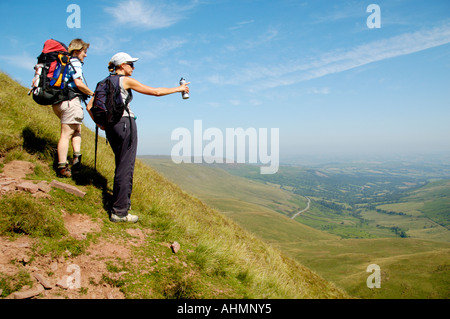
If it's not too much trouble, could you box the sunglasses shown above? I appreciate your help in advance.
[126,62,135,68]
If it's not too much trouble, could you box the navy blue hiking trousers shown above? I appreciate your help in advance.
[106,117,138,217]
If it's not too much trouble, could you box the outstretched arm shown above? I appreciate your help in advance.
[123,77,189,97]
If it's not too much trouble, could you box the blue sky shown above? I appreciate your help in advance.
[1,0,450,164]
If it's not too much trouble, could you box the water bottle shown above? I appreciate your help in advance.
[180,77,189,99]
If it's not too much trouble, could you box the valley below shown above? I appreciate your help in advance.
[140,155,450,299]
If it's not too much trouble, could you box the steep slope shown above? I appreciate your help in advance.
[0,72,349,299]
[141,156,450,299]
[140,156,338,243]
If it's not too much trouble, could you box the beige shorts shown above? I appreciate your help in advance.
[53,97,84,125]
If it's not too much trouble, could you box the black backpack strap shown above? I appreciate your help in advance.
[124,89,134,149]
[115,75,134,149]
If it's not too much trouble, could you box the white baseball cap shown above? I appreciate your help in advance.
[110,52,139,66]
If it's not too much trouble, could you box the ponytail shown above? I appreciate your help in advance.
[108,62,116,74]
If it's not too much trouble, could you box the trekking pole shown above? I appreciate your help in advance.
[79,73,98,171]
[95,125,98,170]
[81,97,98,171]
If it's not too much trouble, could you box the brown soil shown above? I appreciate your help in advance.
[0,160,150,299]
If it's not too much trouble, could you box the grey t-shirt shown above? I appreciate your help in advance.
[119,76,135,118]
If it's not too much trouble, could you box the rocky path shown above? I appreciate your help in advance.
[0,160,126,299]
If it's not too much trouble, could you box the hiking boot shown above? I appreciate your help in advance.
[110,213,139,223]
[57,163,72,178]
[72,154,82,172]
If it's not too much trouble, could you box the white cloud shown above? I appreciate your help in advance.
[88,35,132,56]
[287,22,450,86]
[310,6,362,24]
[105,0,197,30]
[229,20,255,31]
[220,21,450,90]
[137,38,187,60]
[226,26,279,52]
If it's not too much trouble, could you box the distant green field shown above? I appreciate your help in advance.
[374,179,450,241]
[279,238,450,299]
[404,179,450,228]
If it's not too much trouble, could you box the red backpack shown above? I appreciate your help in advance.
[28,39,74,105]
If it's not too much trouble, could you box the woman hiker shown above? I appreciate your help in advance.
[88,52,189,223]
[53,38,94,177]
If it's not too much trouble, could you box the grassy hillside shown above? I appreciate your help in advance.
[285,237,450,299]
[0,71,348,299]
[139,157,309,217]
[141,158,450,299]
[140,157,337,242]
[377,179,450,230]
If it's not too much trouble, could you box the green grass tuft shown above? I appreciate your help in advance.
[0,194,66,238]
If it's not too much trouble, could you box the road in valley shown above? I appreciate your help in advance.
[291,196,310,219]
